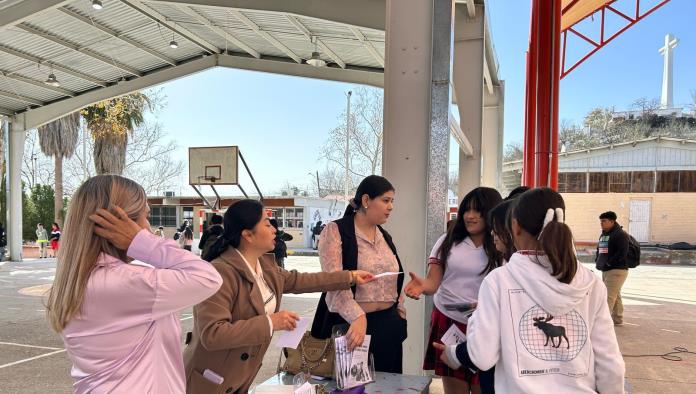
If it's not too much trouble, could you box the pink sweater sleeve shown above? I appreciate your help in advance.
[127,230,223,320]
[319,223,364,322]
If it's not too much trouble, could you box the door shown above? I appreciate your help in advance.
[629,200,651,243]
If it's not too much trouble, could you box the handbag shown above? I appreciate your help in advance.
[277,332,335,378]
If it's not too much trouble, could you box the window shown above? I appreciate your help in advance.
[609,172,631,193]
[588,172,609,193]
[656,171,679,192]
[680,171,696,192]
[631,172,654,193]
[558,172,586,193]
[150,206,177,227]
[183,207,194,221]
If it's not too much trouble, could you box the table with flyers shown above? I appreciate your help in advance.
[255,372,432,393]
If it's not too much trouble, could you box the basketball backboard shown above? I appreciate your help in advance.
[188,146,239,185]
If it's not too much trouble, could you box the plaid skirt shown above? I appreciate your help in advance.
[423,306,480,384]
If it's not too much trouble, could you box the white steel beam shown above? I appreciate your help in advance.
[148,0,386,31]
[216,53,382,87]
[286,15,346,69]
[0,90,44,106]
[228,9,302,64]
[22,53,383,129]
[56,7,177,67]
[120,0,219,54]
[16,24,143,77]
[0,0,70,29]
[349,27,384,67]
[23,55,217,130]
[174,5,260,58]
[1,71,76,97]
[0,44,108,87]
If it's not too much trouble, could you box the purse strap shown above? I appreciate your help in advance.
[300,337,331,363]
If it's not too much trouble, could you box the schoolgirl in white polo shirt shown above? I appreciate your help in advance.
[405,187,503,393]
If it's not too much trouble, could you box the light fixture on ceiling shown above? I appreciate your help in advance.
[92,0,103,10]
[169,33,178,49]
[306,36,326,68]
[44,66,60,87]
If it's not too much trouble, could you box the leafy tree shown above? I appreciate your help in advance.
[37,112,80,226]
[81,93,151,175]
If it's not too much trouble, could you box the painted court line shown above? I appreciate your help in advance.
[0,349,66,369]
[0,341,62,350]
[180,316,193,321]
[660,329,681,333]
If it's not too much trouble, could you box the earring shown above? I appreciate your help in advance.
[363,205,368,209]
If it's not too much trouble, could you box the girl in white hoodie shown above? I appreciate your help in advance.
[436,187,625,393]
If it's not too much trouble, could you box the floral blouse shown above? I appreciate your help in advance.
[319,221,399,322]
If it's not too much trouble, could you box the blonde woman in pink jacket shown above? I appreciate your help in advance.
[46,175,223,393]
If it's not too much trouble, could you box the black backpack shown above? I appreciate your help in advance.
[626,234,641,268]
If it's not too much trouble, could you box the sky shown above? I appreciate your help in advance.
[149,0,696,196]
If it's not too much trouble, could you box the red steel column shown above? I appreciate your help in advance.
[549,0,561,189]
[522,0,538,186]
[533,0,561,188]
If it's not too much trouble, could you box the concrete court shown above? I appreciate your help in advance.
[0,256,694,393]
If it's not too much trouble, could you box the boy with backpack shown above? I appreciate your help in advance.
[595,211,640,325]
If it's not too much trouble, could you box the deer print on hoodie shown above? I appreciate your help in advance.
[463,252,625,393]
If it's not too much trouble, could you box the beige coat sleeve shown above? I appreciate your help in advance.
[281,268,352,295]
[195,264,271,352]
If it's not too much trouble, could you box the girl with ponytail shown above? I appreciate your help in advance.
[184,199,374,393]
[435,188,625,393]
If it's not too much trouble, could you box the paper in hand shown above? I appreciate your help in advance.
[274,317,311,349]
[373,272,403,279]
[440,324,466,346]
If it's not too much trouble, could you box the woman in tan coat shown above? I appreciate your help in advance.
[184,199,374,394]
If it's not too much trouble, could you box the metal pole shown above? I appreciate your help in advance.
[345,91,352,207]
[238,150,264,201]
[82,123,88,180]
[315,170,321,196]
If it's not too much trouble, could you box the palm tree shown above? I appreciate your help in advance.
[81,93,150,175]
[37,112,80,226]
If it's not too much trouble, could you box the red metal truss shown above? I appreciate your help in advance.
[560,0,671,79]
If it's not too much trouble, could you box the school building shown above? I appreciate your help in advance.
[502,137,696,245]
[146,195,346,249]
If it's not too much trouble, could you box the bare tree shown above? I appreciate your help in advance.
[22,131,55,189]
[632,97,661,117]
[321,87,383,182]
[503,142,523,162]
[64,121,184,196]
[316,166,350,197]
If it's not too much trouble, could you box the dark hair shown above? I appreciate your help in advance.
[506,186,530,200]
[436,187,503,275]
[269,218,279,230]
[344,175,395,217]
[52,222,60,230]
[183,227,193,239]
[211,214,223,225]
[203,199,264,262]
[599,211,617,221]
[488,199,516,261]
[512,188,577,284]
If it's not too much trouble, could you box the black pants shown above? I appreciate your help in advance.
[365,305,407,374]
[183,245,191,251]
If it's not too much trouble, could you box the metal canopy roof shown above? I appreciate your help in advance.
[0,0,387,121]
